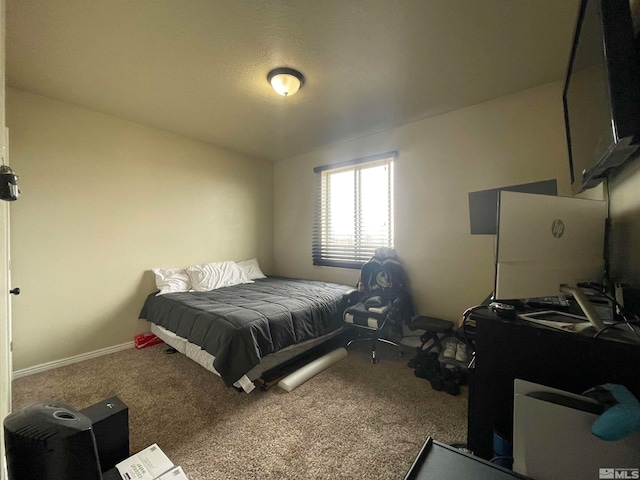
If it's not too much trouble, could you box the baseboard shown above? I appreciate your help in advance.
[12,341,135,380]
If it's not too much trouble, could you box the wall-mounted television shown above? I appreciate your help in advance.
[563,0,640,194]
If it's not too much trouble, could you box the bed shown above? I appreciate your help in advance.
[139,276,354,392]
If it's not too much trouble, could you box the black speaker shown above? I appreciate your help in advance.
[80,396,129,472]
[3,401,102,480]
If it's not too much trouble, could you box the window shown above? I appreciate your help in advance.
[313,152,395,269]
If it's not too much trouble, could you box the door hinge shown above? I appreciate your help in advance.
[10,341,13,352]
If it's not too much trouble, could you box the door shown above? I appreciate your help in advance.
[0,162,9,479]
[0,0,10,477]
[0,133,10,479]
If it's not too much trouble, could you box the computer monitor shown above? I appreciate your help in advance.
[494,191,607,331]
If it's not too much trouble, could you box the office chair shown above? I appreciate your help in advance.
[343,247,414,363]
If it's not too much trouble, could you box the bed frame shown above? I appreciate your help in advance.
[141,277,356,392]
[151,323,351,393]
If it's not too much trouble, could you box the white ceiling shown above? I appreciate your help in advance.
[6,0,581,161]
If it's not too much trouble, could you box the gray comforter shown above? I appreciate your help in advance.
[139,277,352,386]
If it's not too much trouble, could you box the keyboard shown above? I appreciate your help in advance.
[525,296,571,309]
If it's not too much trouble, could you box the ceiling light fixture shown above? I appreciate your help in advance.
[267,67,305,96]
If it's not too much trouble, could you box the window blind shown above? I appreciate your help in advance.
[312,152,395,269]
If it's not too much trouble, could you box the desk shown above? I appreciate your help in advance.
[404,437,530,479]
[467,309,640,460]
[102,468,121,480]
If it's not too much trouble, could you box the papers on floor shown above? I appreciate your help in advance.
[115,444,188,480]
[157,467,188,480]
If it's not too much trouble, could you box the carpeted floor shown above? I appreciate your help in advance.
[12,341,468,479]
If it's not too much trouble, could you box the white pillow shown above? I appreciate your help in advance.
[186,261,254,292]
[237,258,266,280]
[152,267,191,296]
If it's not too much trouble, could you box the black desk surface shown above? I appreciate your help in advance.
[405,438,531,479]
[102,468,121,480]
[470,303,640,345]
[466,307,640,459]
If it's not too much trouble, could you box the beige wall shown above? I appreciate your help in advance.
[273,82,572,322]
[609,154,640,287]
[7,88,273,371]
[609,0,640,282]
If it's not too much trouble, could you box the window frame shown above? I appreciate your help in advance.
[312,151,396,269]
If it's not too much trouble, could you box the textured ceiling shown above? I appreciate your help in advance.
[6,0,580,161]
